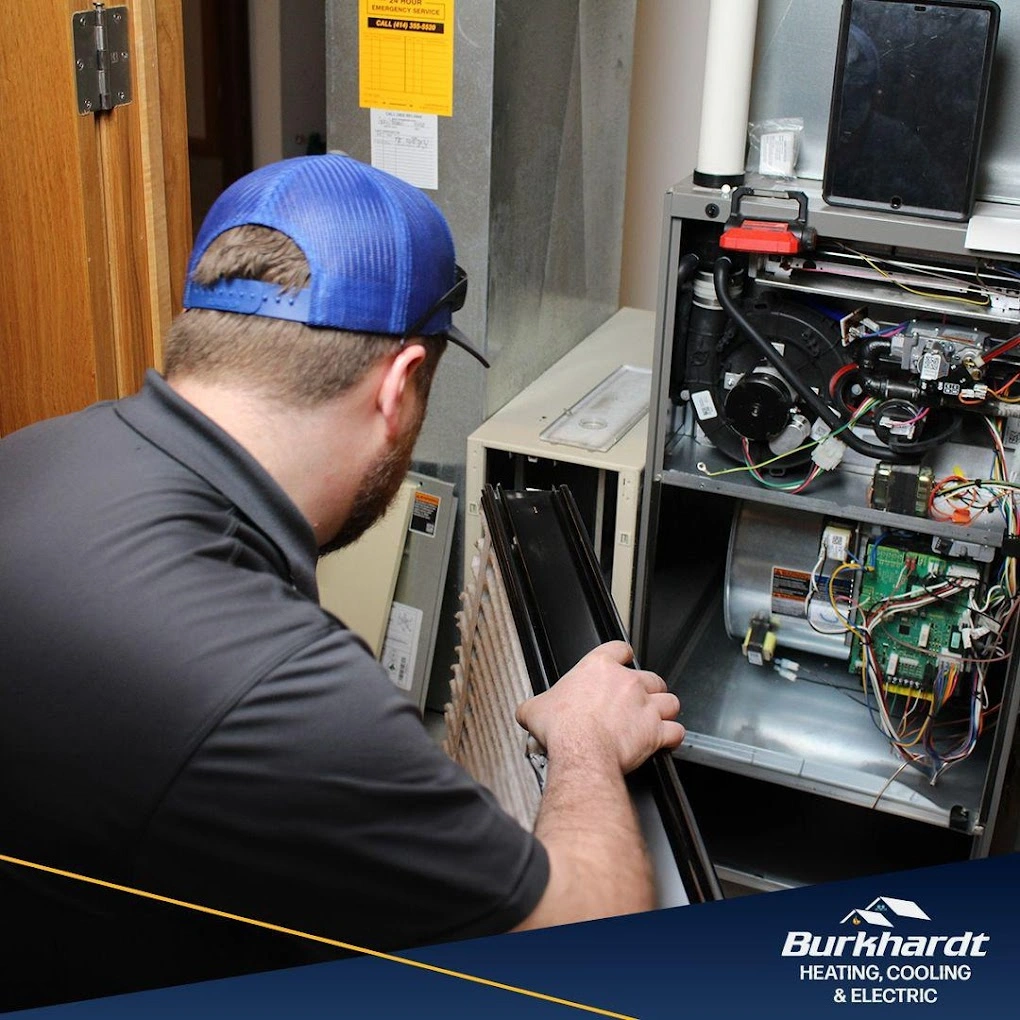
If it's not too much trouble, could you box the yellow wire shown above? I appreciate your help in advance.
[893,706,931,749]
[0,851,636,1020]
[846,246,992,308]
[826,561,868,645]
[698,440,814,477]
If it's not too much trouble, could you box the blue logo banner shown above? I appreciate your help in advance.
[12,853,1020,1019]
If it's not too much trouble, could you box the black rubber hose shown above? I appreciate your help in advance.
[858,337,892,370]
[678,251,700,284]
[668,252,705,404]
[713,256,910,462]
[861,374,923,402]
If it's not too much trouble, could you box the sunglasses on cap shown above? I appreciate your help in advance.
[403,265,489,368]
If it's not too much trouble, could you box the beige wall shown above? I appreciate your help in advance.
[249,0,283,167]
[621,0,710,311]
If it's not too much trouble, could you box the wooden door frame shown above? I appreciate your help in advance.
[0,1,191,435]
[99,0,192,383]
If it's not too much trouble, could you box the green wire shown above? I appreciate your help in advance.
[698,398,877,480]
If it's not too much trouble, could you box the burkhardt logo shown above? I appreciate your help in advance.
[783,895,989,957]
[782,895,990,1006]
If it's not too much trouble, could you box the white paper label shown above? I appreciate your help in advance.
[370,109,439,191]
[691,390,718,421]
[381,601,423,692]
[759,130,797,176]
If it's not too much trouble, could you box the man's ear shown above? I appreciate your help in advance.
[377,342,427,439]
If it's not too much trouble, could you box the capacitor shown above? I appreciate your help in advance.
[769,412,813,457]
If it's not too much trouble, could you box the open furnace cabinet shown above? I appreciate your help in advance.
[633,176,1020,892]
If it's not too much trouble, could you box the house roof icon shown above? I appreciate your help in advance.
[841,908,893,927]
[866,897,931,921]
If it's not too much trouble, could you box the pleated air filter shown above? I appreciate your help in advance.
[444,525,543,831]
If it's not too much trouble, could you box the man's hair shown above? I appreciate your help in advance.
[164,225,446,406]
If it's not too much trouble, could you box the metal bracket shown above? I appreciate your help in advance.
[72,4,131,115]
[526,743,549,793]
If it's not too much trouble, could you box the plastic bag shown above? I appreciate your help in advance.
[747,117,804,179]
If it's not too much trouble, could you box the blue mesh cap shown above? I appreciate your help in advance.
[182,154,487,367]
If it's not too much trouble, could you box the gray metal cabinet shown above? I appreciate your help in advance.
[634,175,1020,891]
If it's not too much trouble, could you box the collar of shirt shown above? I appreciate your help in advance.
[114,370,320,599]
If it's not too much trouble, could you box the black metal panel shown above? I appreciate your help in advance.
[482,484,722,904]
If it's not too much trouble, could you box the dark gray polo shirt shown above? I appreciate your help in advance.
[0,371,546,1007]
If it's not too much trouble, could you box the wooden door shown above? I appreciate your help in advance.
[0,0,191,436]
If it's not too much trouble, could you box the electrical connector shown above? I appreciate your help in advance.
[947,562,981,582]
[973,612,1001,636]
[811,434,846,471]
[774,655,800,681]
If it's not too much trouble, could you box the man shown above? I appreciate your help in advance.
[0,154,683,1008]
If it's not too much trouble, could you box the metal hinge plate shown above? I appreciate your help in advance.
[72,5,131,115]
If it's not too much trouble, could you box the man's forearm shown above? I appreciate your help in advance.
[513,749,654,930]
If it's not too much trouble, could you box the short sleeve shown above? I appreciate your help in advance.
[134,626,549,950]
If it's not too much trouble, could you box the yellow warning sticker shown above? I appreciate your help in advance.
[359,0,455,116]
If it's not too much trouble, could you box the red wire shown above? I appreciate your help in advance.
[982,333,1020,362]
[993,370,1020,397]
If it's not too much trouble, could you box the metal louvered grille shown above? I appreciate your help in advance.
[443,529,542,830]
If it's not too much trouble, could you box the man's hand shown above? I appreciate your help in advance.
[511,642,685,931]
[515,640,684,774]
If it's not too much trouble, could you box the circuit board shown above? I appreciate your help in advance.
[848,543,972,699]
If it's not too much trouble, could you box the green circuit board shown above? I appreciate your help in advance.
[848,543,973,698]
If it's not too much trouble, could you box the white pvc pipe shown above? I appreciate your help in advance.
[694,0,759,187]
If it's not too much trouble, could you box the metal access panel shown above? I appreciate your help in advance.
[483,484,722,907]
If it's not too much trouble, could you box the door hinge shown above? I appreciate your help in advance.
[72,4,131,115]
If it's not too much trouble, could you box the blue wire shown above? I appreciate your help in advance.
[858,321,909,340]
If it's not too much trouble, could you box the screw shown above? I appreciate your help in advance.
[117,91,125,101]
[76,59,85,70]
[83,99,93,111]
[705,203,720,219]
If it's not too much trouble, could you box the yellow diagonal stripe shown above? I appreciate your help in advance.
[0,852,636,1019]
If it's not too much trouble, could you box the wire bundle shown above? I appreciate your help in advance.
[700,398,878,491]
[854,570,986,784]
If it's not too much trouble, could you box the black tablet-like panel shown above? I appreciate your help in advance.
[822,0,999,221]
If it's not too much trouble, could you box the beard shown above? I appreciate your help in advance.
[318,403,424,556]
